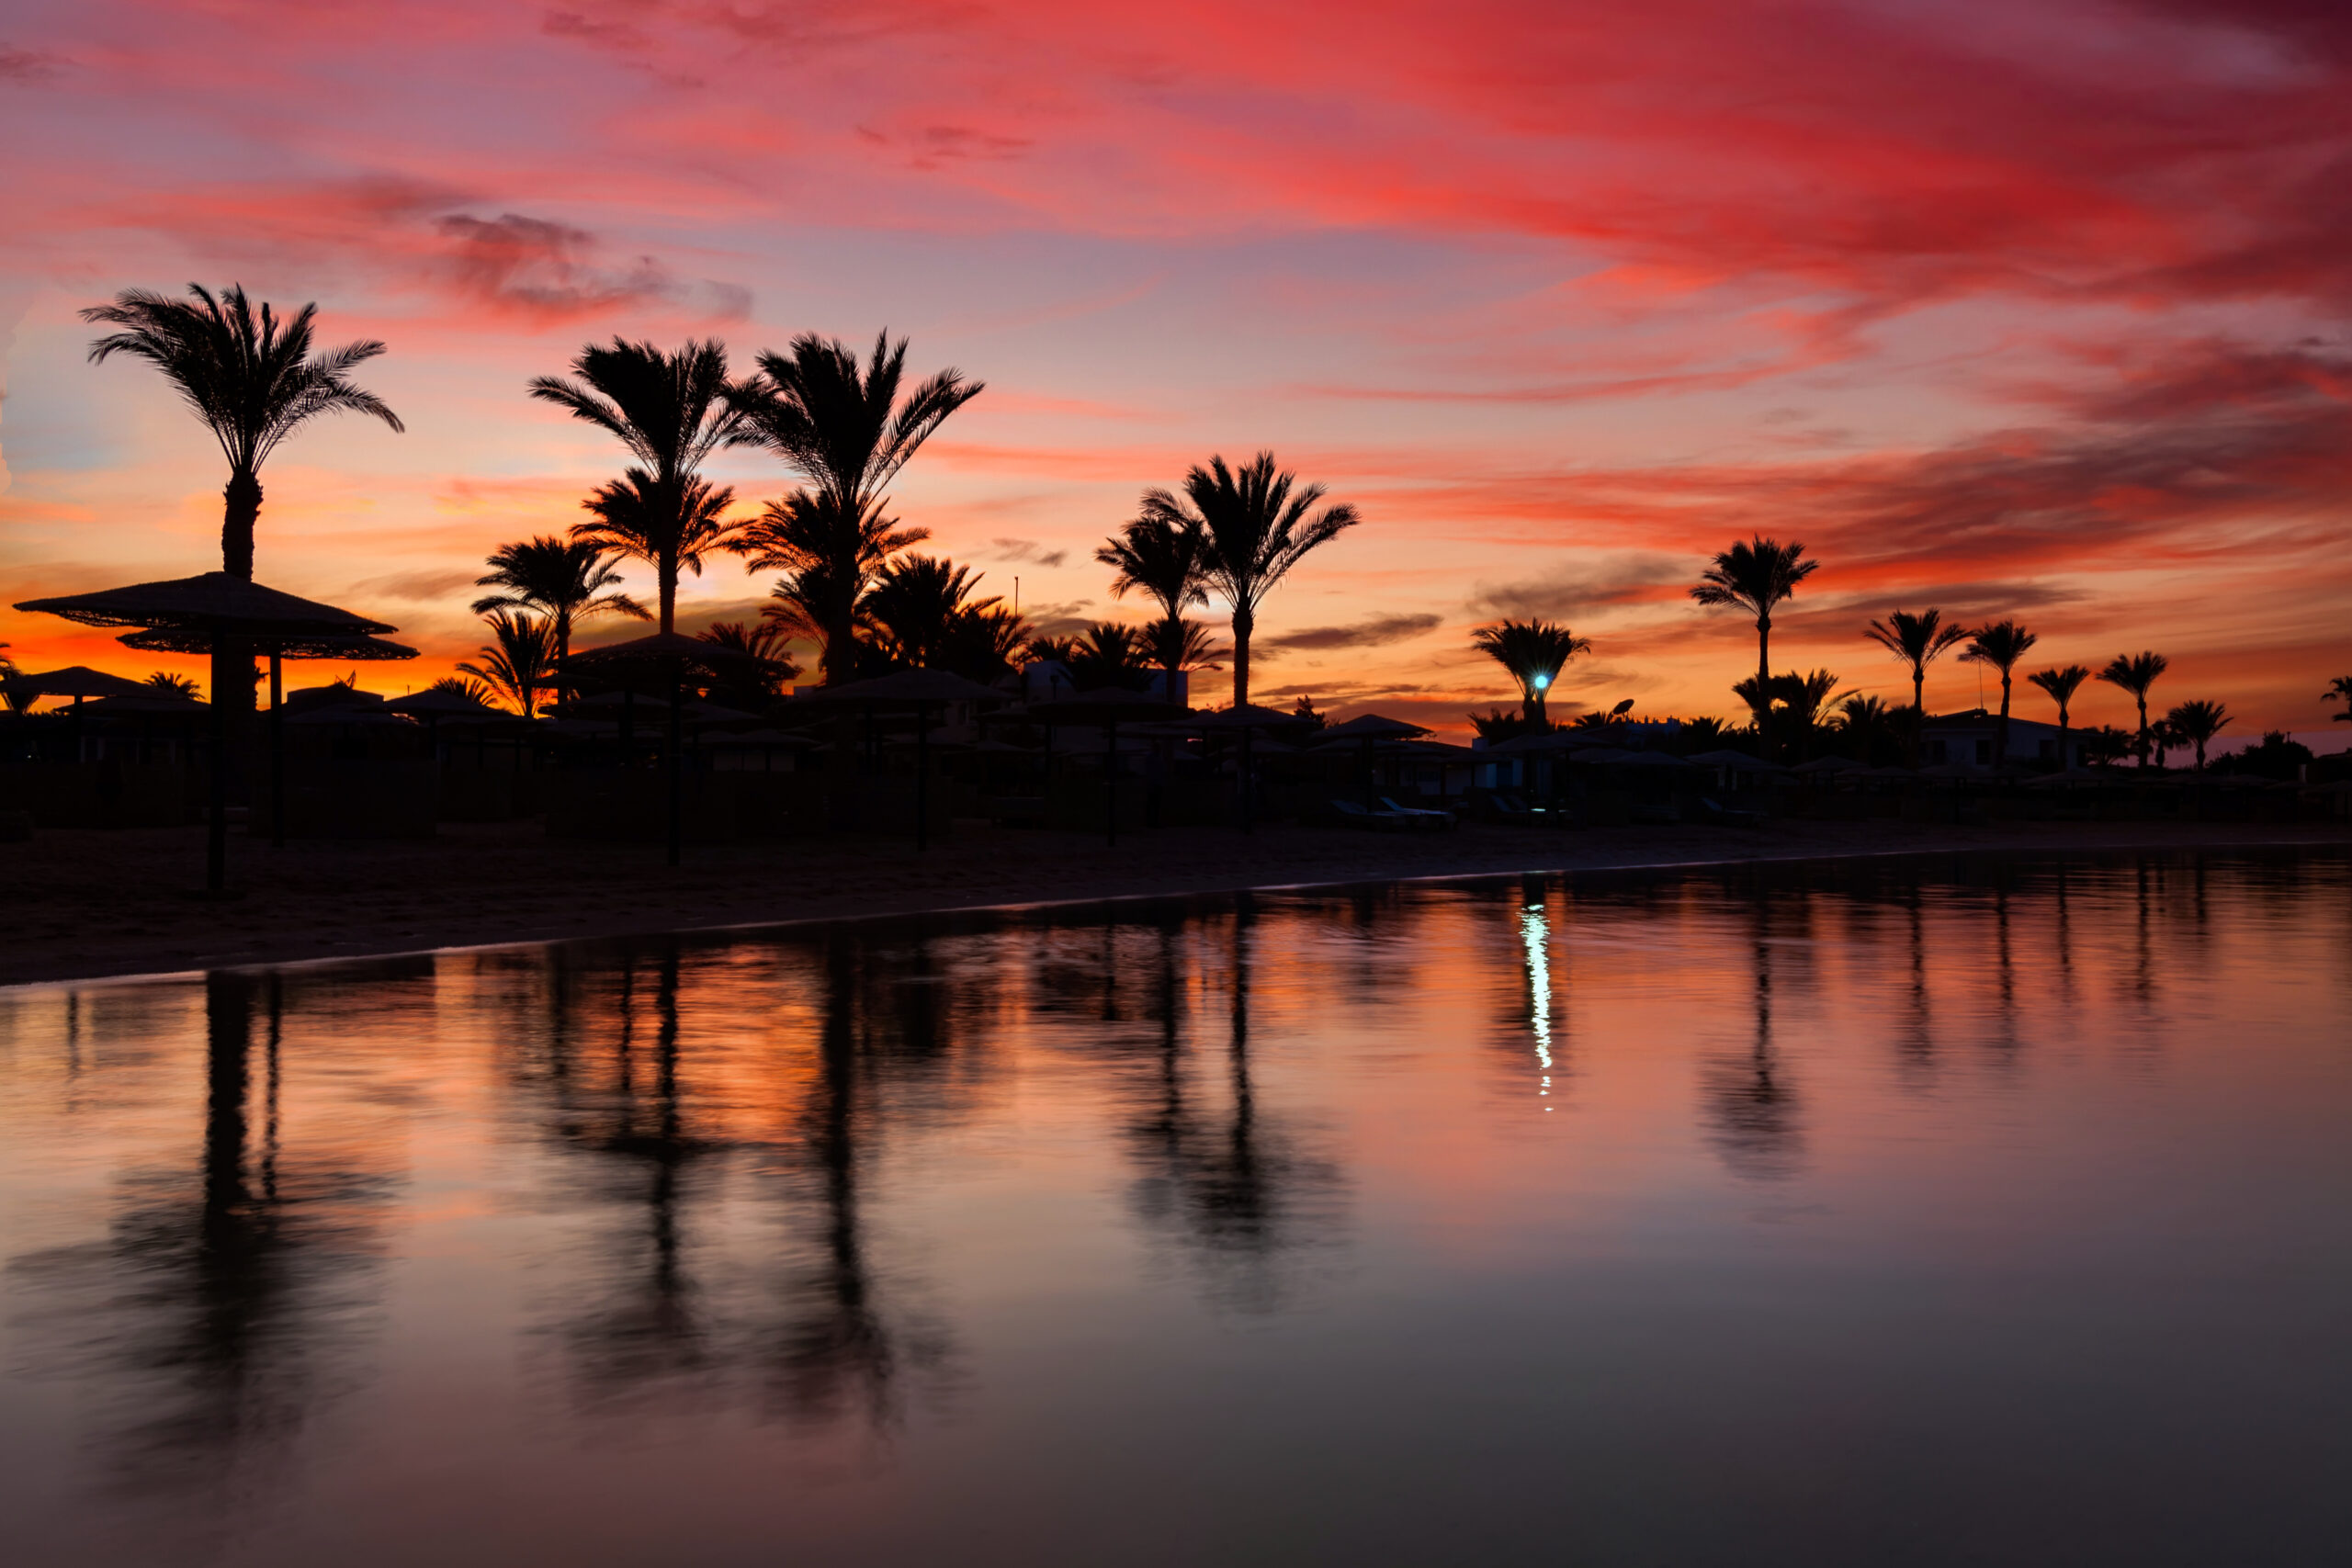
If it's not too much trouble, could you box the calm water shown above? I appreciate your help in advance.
[3,852,2348,1566]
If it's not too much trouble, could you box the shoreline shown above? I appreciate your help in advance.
[6,817,2346,991]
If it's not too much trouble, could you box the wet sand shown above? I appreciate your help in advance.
[5,815,2346,987]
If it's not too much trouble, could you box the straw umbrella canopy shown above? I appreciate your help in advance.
[14,572,402,891]
[0,666,156,764]
[792,669,1013,852]
[1317,711,1431,809]
[1183,703,1318,834]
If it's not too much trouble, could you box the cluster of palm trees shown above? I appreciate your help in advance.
[1468,536,2278,773]
[463,332,1363,715]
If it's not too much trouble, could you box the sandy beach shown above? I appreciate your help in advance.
[3,816,2344,988]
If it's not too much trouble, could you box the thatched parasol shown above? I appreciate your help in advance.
[1317,711,1433,810]
[13,572,402,890]
[788,670,1012,850]
[1026,688,1179,847]
[0,665,154,703]
[562,632,767,866]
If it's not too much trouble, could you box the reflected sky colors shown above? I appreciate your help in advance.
[4,851,2350,1564]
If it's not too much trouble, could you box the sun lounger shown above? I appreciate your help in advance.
[1380,795,1455,831]
[1331,797,1411,832]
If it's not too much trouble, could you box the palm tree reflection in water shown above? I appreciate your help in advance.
[1125,899,1345,1314]
[11,971,390,1507]
[1702,894,1806,1180]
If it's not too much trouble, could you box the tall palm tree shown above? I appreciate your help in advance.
[728,333,981,683]
[472,536,649,671]
[1139,453,1361,707]
[458,611,558,719]
[2026,664,2091,767]
[1690,537,1819,760]
[865,554,1000,669]
[82,283,403,713]
[2096,651,2170,768]
[2324,674,2352,725]
[572,471,744,634]
[936,604,1034,682]
[1960,619,2040,766]
[1097,513,1208,682]
[1470,619,1592,730]
[1865,609,1969,766]
[2165,699,2231,772]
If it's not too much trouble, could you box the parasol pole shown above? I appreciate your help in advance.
[206,635,229,894]
[1104,716,1118,848]
[1241,722,1255,836]
[666,660,683,868]
[916,698,931,852]
[268,646,286,848]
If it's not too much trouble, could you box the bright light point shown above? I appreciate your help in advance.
[1532,674,1550,691]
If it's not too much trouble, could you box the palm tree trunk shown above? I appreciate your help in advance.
[1996,672,2011,767]
[2136,695,2148,768]
[1755,615,1771,761]
[658,560,677,636]
[222,469,261,581]
[1910,669,1925,768]
[1231,603,1254,708]
[1528,683,1547,730]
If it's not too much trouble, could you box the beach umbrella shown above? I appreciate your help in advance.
[568,633,765,865]
[15,573,401,891]
[1791,755,1862,775]
[1185,703,1319,834]
[0,665,157,764]
[1317,712,1432,809]
[793,669,1012,851]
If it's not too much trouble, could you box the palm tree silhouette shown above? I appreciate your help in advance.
[2324,675,2352,725]
[1690,537,1818,760]
[694,621,799,706]
[472,536,649,682]
[529,339,746,636]
[865,554,1000,669]
[1770,668,1849,761]
[1065,623,1155,691]
[1865,609,1969,766]
[2026,663,2091,766]
[81,284,402,716]
[1139,454,1361,707]
[741,494,923,681]
[727,333,982,684]
[458,611,558,718]
[2097,651,2170,768]
[145,671,200,699]
[1470,619,1592,730]
[1960,619,2039,766]
[2165,699,2231,771]
[1833,693,1900,764]
[1097,513,1209,687]
[572,471,745,635]
[1145,616,1227,677]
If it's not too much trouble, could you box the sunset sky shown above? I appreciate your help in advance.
[3,0,2348,735]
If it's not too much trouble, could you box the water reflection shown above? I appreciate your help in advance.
[3,850,2348,1567]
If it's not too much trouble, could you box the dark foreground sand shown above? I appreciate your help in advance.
[5,816,2346,987]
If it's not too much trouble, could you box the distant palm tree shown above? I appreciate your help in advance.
[695,620,799,707]
[2165,700,2231,772]
[2325,675,2352,725]
[2148,716,2185,769]
[1865,609,1969,766]
[936,604,1034,682]
[2096,651,2170,768]
[458,611,558,719]
[728,333,981,683]
[1098,513,1209,683]
[1140,453,1361,707]
[472,536,650,675]
[1960,620,2039,766]
[865,555,1001,670]
[1690,537,1819,760]
[1835,693,1900,764]
[2026,664,2091,766]
[1471,619,1592,730]
[1770,669,1850,761]
[740,493,922,680]
[1065,623,1154,691]
[82,283,403,715]
[144,671,200,700]
[572,471,744,634]
[1147,615,1227,674]
[426,674,498,706]
[0,644,24,715]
